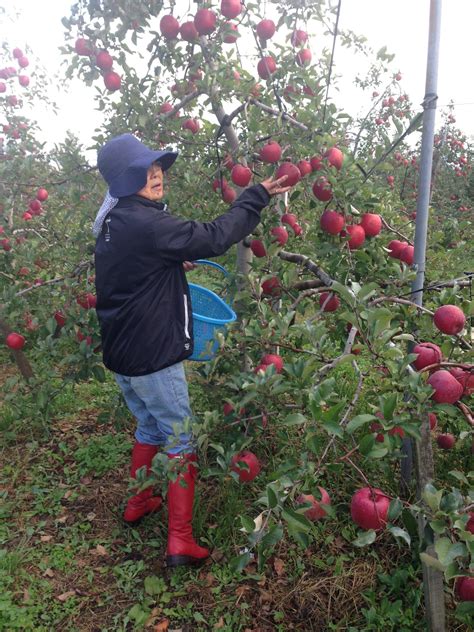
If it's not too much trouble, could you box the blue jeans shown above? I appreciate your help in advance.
[114,362,194,455]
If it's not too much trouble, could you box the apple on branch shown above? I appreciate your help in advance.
[230,451,261,482]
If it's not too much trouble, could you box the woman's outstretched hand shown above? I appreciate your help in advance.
[260,174,292,197]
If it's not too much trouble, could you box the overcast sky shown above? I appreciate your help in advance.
[2,1,473,155]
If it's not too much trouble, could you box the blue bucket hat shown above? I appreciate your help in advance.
[97,133,178,198]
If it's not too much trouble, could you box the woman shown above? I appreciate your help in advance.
[93,133,291,567]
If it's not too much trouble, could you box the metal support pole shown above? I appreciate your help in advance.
[410,2,446,630]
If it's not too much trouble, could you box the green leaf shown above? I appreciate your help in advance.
[381,393,398,420]
[260,525,283,549]
[387,498,403,521]
[388,525,411,546]
[321,420,344,439]
[330,281,356,307]
[144,575,164,596]
[346,414,377,434]
[92,364,106,382]
[357,282,380,302]
[240,515,256,533]
[267,486,278,509]
[448,470,468,484]
[283,413,307,426]
[230,551,251,572]
[366,446,388,459]
[358,433,375,456]
[353,530,376,547]
[423,484,443,512]
[282,508,312,533]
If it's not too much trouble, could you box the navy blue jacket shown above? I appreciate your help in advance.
[94,184,270,376]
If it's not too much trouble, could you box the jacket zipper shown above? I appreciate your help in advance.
[183,294,190,339]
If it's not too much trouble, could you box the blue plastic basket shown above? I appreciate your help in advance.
[188,260,237,361]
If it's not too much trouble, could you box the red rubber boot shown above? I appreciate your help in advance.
[123,442,162,524]
[166,453,210,567]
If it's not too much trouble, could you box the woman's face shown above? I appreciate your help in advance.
[136,162,164,201]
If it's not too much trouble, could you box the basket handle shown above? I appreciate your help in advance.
[193,259,229,276]
[191,259,235,306]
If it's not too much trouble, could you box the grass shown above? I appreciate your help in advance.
[0,359,471,631]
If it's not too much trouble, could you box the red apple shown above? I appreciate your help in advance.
[160,15,180,39]
[312,176,332,201]
[319,292,340,312]
[182,118,200,134]
[75,38,94,55]
[230,451,261,482]
[388,426,405,439]
[296,48,312,66]
[194,9,217,35]
[437,433,455,450]
[22,212,32,221]
[455,577,474,601]
[275,161,301,186]
[310,155,323,171]
[360,213,382,237]
[320,210,345,235]
[36,188,48,202]
[223,22,239,43]
[449,367,474,396]
[29,199,41,212]
[433,305,466,335]
[344,225,365,249]
[292,224,303,236]
[270,226,288,246]
[412,342,442,371]
[222,186,237,204]
[223,402,234,416]
[256,19,276,40]
[220,0,242,19]
[160,102,174,115]
[250,239,266,258]
[54,311,66,328]
[428,370,464,404]
[350,487,390,531]
[296,160,312,177]
[180,21,199,41]
[466,513,474,535]
[261,276,281,297]
[281,213,297,228]
[18,75,29,87]
[291,29,308,46]
[231,164,252,187]
[325,147,344,170]
[259,141,281,163]
[103,71,121,92]
[257,56,277,80]
[297,487,331,521]
[428,412,437,430]
[77,293,97,309]
[1,239,11,251]
[0,82,5,93]
[77,330,92,345]
[212,176,228,192]
[399,244,414,265]
[387,239,405,258]
[13,48,23,59]
[261,353,284,373]
[6,332,25,350]
[95,50,114,71]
